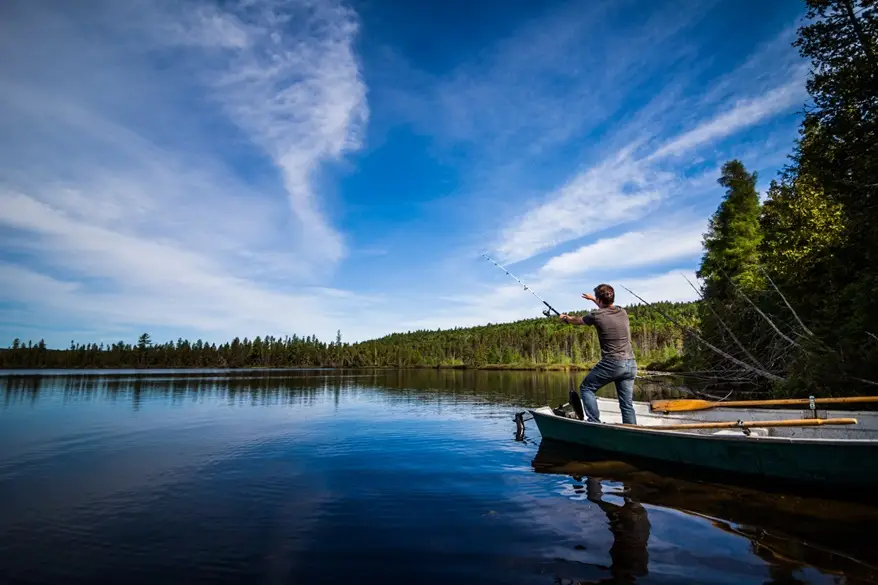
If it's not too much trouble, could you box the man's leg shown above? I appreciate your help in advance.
[579,360,615,422]
[614,359,637,425]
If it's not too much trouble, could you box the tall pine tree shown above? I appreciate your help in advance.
[690,160,766,378]
[697,160,763,300]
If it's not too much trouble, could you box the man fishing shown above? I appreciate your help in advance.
[559,284,637,425]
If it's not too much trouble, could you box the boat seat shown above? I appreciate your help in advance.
[711,428,770,437]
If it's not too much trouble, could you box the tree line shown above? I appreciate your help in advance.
[0,303,697,370]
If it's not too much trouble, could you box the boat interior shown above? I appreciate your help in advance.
[539,397,878,441]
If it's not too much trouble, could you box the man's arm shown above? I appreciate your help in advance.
[559,313,595,326]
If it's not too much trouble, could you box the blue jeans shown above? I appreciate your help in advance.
[579,358,637,424]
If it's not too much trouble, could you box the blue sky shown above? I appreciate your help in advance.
[0,0,811,347]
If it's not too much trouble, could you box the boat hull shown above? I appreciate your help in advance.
[529,403,878,489]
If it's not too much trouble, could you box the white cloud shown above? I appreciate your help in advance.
[0,190,329,335]
[493,153,673,264]
[539,221,707,276]
[646,73,808,161]
[614,270,702,305]
[166,0,368,263]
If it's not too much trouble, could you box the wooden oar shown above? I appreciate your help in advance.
[631,417,858,431]
[650,396,878,413]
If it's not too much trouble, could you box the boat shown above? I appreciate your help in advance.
[527,396,878,491]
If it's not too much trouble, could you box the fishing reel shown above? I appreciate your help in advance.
[542,309,554,318]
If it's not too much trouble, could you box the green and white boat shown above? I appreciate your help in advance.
[528,396,878,490]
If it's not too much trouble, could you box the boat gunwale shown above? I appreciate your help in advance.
[529,405,878,446]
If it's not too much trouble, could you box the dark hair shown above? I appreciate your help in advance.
[594,284,614,305]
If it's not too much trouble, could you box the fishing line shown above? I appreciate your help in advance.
[481,254,561,318]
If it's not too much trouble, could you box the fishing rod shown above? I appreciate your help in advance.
[481,254,561,318]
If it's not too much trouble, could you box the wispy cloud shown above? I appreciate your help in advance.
[0,0,811,344]
[488,25,808,266]
[493,152,674,264]
[539,219,707,277]
[0,189,379,339]
[646,73,808,161]
[415,0,716,155]
[152,0,368,262]
[195,1,367,262]
[390,7,810,330]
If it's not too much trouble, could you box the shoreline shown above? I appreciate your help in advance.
[0,363,685,374]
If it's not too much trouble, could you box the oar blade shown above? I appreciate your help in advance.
[650,399,713,412]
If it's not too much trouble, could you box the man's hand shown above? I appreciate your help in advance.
[559,313,570,324]
[582,293,597,303]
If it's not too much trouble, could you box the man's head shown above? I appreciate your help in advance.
[594,284,615,307]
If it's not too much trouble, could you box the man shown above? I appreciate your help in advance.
[559,284,637,424]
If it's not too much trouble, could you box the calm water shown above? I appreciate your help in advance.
[1,369,876,585]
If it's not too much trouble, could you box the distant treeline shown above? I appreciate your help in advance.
[0,302,697,371]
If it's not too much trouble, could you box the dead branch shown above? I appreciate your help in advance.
[852,377,878,388]
[620,285,784,382]
[758,265,816,339]
[681,273,769,372]
[720,269,801,349]
[867,331,878,344]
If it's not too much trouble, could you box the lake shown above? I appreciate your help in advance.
[1,369,876,585]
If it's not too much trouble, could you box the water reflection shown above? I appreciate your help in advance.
[583,477,650,584]
[532,441,878,585]
[0,368,686,412]
[7,368,876,584]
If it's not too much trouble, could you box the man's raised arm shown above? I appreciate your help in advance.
[559,313,595,326]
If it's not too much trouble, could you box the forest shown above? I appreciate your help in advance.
[0,303,697,371]
[2,0,877,396]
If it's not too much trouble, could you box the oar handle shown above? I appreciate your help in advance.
[633,417,858,431]
[651,395,878,412]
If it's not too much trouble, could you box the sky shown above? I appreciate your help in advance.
[0,0,813,348]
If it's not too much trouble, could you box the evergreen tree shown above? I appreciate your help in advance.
[690,160,766,376]
[137,333,152,350]
[697,160,763,300]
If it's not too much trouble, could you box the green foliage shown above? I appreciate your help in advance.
[697,160,763,298]
[0,302,699,371]
[760,174,846,283]
[756,0,878,390]
[758,172,848,346]
[689,160,766,376]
